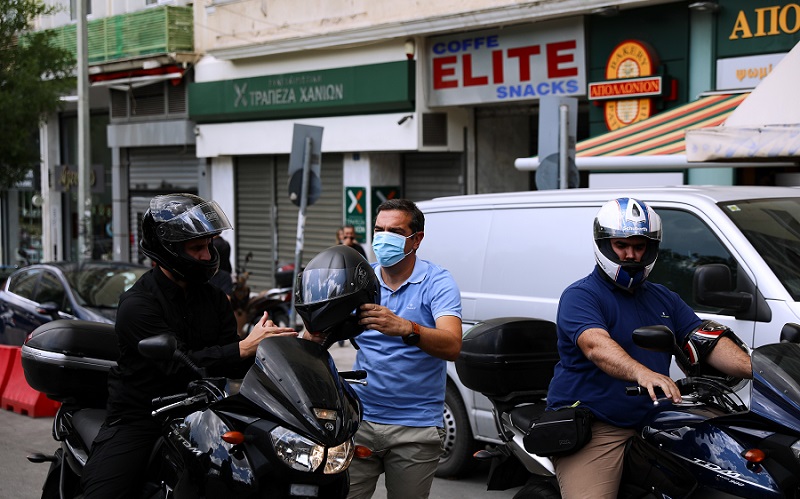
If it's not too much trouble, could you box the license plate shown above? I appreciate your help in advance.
[290,484,319,496]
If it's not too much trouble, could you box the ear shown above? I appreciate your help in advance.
[413,231,424,249]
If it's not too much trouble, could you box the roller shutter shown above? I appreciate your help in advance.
[403,153,465,202]
[236,157,278,292]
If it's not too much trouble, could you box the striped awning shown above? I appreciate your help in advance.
[577,93,749,157]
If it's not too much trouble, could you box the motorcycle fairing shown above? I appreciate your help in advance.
[620,435,696,499]
[750,342,800,434]
[646,418,782,497]
[238,337,361,446]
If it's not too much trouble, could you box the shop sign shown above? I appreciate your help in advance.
[717,1,800,58]
[189,61,414,123]
[589,40,662,131]
[344,187,367,240]
[55,164,105,193]
[371,186,400,220]
[426,18,585,107]
[716,52,786,90]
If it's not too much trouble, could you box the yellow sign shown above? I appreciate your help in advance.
[599,40,659,131]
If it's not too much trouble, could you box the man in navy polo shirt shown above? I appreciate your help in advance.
[546,197,752,499]
[348,198,462,499]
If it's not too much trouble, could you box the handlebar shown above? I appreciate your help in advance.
[339,370,367,380]
[152,392,189,407]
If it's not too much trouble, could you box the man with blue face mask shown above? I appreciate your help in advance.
[347,198,462,499]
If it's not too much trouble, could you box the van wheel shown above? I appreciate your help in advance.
[436,382,478,478]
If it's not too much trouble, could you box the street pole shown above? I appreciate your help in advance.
[76,0,92,261]
[289,136,312,329]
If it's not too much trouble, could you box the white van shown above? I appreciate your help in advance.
[417,185,800,477]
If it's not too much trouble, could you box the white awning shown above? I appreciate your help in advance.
[686,41,800,162]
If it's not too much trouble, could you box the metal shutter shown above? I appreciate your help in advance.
[403,153,465,202]
[236,157,277,292]
[276,154,344,271]
[127,146,202,264]
[128,147,201,192]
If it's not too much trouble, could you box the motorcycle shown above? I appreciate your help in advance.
[456,316,800,498]
[22,318,366,498]
[232,252,299,335]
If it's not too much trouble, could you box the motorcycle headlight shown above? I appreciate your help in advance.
[324,438,354,474]
[270,427,325,472]
[270,427,355,474]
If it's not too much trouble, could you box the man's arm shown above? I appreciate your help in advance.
[577,328,683,403]
[707,336,753,379]
[357,304,462,361]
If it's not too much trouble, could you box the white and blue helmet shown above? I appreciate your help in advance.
[593,198,662,290]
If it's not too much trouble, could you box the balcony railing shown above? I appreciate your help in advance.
[41,6,193,65]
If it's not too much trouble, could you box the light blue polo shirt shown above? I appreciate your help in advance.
[352,257,462,427]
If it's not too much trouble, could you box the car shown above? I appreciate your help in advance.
[0,261,149,345]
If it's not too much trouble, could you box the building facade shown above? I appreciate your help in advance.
[15,0,799,292]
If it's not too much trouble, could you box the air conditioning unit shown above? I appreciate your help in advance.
[419,110,467,151]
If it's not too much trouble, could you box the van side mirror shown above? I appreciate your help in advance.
[693,264,752,312]
[780,323,800,343]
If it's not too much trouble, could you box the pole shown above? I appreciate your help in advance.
[76,0,92,260]
[558,104,568,190]
[289,136,312,329]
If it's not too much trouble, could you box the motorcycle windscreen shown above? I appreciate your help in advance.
[239,336,360,446]
[750,342,800,433]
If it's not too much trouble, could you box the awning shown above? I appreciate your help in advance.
[514,92,793,171]
[686,41,800,162]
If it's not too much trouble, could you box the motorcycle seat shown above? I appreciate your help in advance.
[72,408,107,449]
[508,403,547,432]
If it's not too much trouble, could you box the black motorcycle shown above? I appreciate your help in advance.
[457,317,800,498]
[22,319,365,498]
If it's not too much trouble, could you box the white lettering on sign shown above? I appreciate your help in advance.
[427,18,586,106]
[235,83,345,108]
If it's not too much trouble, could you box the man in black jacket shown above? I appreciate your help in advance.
[81,193,296,498]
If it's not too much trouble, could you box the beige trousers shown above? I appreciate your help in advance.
[552,421,636,499]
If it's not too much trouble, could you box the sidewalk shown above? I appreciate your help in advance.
[329,341,358,370]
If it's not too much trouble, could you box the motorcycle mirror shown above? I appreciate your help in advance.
[138,334,178,360]
[632,325,675,351]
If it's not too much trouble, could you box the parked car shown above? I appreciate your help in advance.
[417,185,800,477]
[0,261,149,345]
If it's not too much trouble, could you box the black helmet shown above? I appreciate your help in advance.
[294,245,379,344]
[140,193,232,284]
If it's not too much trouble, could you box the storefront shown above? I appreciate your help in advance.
[190,44,470,289]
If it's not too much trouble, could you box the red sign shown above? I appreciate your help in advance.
[588,76,662,101]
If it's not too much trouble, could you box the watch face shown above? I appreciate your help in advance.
[403,333,420,346]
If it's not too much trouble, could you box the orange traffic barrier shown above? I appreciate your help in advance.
[1,347,59,418]
[0,345,18,395]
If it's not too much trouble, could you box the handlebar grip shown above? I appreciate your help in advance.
[339,370,367,380]
[625,386,646,396]
[152,392,189,407]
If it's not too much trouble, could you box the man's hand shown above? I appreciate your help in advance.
[239,311,297,357]
[358,303,408,337]
[635,370,682,404]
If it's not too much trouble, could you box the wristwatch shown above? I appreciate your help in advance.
[402,321,421,346]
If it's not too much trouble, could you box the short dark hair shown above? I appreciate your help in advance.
[376,199,425,233]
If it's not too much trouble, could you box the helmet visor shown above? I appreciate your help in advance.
[155,201,232,242]
[297,267,365,305]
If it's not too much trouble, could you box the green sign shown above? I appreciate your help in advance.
[371,186,401,219]
[189,61,415,123]
[345,187,367,241]
[716,0,800,58]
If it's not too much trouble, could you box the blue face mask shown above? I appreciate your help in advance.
[372,231,416,267]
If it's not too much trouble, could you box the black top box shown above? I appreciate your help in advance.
[21,320,118,405]
[455,317,559,398]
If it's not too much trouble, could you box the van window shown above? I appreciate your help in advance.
[720,197,800,301]
[649,209,737,313]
